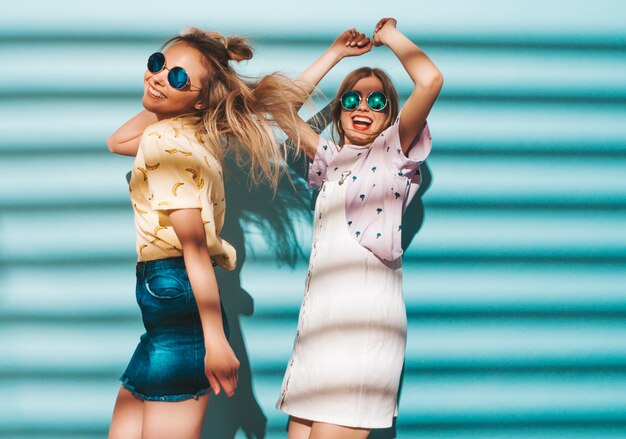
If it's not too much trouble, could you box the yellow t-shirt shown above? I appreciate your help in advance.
[129,116,236,270]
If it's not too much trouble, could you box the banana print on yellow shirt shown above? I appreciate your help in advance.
[129,117,236,270]
[165,148,192,156]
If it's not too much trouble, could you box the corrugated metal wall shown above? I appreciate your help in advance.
[1,1,625,438]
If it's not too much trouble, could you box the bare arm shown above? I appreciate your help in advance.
[297,29,373,160]
[373,18,443,155]
[285,104,332,180]
[298,29,371,102]
[107,110,158,156]
[169,208,240,397]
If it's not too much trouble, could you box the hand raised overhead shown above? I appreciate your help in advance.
[372,17,398,47]
[329,28,373,58]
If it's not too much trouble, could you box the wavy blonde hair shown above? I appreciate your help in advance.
[162,28,307,189]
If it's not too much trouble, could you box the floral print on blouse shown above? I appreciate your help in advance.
[308,110,432,262]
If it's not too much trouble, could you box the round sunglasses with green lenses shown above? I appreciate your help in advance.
[340,90,388,112]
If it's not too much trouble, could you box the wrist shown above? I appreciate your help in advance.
[326,46,345,64]
[199,311,226,337]
[204,330,228,345]
[378,26,400,46]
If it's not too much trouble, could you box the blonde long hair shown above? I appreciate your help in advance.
[163,28,307,189]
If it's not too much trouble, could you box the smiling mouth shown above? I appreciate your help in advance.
[351,115,372,131]
[147,85,166,100]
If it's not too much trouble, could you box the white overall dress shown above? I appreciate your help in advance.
[277,165,407,429]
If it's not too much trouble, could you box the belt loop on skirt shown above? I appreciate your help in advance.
[136,260,147,281]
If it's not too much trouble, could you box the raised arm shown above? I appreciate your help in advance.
[298,29,371,101]
[373,18,443,155]
[107,110,158,156]
[169,208,240,397]
[297,29,373,160]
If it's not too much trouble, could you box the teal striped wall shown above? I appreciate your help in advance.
[1,1,625,438]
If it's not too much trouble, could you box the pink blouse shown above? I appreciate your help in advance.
[308,111,432,262]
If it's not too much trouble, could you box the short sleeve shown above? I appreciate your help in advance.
[198,200,237,271]
[382,108,432,175]
[142,130,201,211]
[307,135,339,189]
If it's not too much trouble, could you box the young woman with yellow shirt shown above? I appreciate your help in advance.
[106,28,306,439]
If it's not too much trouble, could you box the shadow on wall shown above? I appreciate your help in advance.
[369,160,431,439]
[402,160,432,251]
[200,110,324,439]
[201,153,312,439]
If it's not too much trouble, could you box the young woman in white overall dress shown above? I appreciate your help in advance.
[277,18,443,439]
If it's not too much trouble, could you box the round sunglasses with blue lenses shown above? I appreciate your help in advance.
[340,90,388,112]
[147,52,200,90]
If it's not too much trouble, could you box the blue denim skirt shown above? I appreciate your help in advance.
[120,257,230,402]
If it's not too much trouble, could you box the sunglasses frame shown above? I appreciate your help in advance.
[340,90,388,112]
[147,52,201,91]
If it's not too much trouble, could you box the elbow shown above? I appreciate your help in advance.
[433,70,444,91]
[417,69,444,95]
[179,236,209,257]
[427,70,444,93]
[106,135,119,153]
[106,134,131,155]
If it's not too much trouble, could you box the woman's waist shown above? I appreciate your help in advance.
[136,256,186,280]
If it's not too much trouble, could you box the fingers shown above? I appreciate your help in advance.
[372,17,397,47]
[207,361,239,397]
[374,18,386,33]
[341,19,396,51]
[230,372,238,391]
[226,366,238,392]
[374,17,397,33]
[215,364,238,397]
[343,29,369,47]
[344,28,357,46]
[352,33,368,47]
[356,34,370,47]
[218,373,235,397]
[233,362,239,383]
[204,339,240,397]
[207,371,221,396]
[207,368,236,397]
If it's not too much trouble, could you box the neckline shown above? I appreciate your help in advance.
[339,142,370,151]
